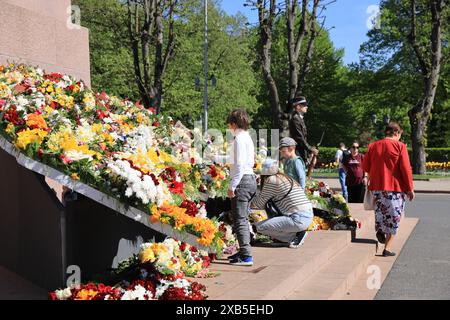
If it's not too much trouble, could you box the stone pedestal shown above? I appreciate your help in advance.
[0,0,91,85]
[0,147,163,290]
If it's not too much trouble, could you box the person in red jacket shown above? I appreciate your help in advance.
[363,122,415,257]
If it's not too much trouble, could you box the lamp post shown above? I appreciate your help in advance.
[203,0,208,132]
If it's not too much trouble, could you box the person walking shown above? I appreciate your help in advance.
[251,159,313,249]
[288,96,318,166]
[343,141,366,203]
[363,122,414,257]
[335,142,348,201]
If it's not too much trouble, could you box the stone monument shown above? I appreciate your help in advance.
[0,0,91,85]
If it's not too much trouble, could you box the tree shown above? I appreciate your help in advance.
[407,0,446,174]
[73,0,138,101]
[162,0,260,131]
[126,0,177,113]
[246,0,324,132]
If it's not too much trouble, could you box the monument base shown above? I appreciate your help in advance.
[0,147,162,290]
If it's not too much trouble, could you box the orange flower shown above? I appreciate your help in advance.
[26,113,48,131]
[150,202,220,248]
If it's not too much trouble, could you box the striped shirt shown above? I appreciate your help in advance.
[252,175,312,216]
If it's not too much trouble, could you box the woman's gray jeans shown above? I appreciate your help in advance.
[255,209,313,243]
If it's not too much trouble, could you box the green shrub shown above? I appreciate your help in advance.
[316,147,450,163]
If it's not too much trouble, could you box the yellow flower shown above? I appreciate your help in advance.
[139,246,156,263]
[71,173,80,180]
[0,83,11,98]
[75,289,98,300]
[91,123,103,134]
[5,123,15,135]
[15,129,48,150]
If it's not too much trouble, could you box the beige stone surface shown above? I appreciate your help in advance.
[3,0,71,21]
[0,0,91,85]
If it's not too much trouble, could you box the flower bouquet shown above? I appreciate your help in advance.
[49,237,213,300]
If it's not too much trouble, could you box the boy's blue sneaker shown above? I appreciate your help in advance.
[229,255,253,266]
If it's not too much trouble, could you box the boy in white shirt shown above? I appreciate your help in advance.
[225,109,257,266]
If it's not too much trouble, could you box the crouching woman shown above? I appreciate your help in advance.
[251,159,313,248]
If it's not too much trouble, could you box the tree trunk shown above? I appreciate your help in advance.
[409,103,429,175]
[126,0,176,114]
[407,0,443,174]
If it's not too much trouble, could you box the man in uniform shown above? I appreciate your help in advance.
[288,95,318,165]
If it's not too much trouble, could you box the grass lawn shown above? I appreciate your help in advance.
[312,171,450,180]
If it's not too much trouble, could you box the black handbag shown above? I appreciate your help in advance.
[264,179,294,216]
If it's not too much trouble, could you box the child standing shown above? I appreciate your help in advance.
[279,137,307,189]
[225,109,257,266]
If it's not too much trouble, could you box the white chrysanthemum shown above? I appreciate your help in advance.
[55,287,72,300]
[65,150,93,162]
[121,285,154,300]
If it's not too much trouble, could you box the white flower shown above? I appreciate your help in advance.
[121,285,154,300]
[55,287,72,300]
[65,150,93,162]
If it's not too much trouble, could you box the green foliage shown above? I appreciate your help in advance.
[317,147,450,163]
[73,0,139,101]
[76,0,449,148]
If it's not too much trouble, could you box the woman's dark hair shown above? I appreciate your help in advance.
[226,108,250,130]
[385,122,403,137]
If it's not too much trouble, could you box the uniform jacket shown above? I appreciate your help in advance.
[289,111,313,163]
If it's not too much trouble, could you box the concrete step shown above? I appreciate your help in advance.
[286,216,418,300]
[199,204,375,299]
[341,217,419,300]
[201,230,352,299]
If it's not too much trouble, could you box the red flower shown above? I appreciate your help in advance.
[44,72,63,82]
[169,181,184,195]
[208,165,218,178]
[201,256,210,268]
[4,105,25,126]
[60,154,72,165]
[180,200,199,217]
[160,287,189,300]
[179,242,188,252]
[152,121,160,127]
[149,107,155,113]
[96,109,109,120]
[48,292,57,300]
[50,100,61,110]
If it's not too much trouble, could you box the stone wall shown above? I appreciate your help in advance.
[0,0,91,85]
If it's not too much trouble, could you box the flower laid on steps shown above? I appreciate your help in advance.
[49,238,211,300]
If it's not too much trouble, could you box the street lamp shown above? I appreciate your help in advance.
[203,0,208,132]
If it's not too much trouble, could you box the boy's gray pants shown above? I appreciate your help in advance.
[231,174,257,257]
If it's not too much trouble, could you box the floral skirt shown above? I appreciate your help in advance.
[373,191,406,235]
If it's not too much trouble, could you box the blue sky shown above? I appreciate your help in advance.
[220,0,381,65]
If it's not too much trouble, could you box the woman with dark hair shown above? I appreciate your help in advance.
[363,122,415,257]
[249,159,313,249]
[343,141,366,203]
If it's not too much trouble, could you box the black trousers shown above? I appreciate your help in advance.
[347,183,365,203]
